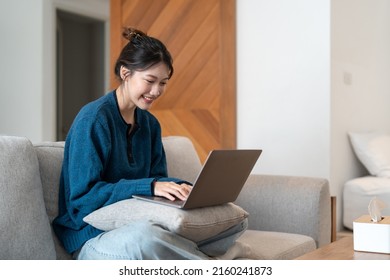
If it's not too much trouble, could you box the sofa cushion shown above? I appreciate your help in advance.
[83,199,248,242]
[237,230,316,259]
[0,136,56,259]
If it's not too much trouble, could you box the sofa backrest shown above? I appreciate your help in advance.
[161,136,202,183]
[34,141,72,260]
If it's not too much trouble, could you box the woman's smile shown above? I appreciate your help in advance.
[142,95,156,104]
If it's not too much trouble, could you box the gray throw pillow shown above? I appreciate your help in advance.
[84,199,248,242]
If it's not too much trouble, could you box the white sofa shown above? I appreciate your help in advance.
[343,131,390,230]
[0,135,331,259]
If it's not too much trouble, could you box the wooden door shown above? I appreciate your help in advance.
[110,0,236,161]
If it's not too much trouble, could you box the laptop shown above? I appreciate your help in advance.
[132,149,262,209]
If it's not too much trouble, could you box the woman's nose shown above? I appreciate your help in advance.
[150,85,162,96]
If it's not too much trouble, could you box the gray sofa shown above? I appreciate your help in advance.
[0,135,331,260]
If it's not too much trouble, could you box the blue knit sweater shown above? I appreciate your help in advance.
[53,91,184,253]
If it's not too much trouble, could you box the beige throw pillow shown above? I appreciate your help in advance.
[83,199,248,242]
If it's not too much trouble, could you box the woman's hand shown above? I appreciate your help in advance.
[153,181,192,201]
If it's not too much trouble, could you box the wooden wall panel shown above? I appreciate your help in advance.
[110,0,236,162]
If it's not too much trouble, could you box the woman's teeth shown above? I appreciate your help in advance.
[143,95,154,102]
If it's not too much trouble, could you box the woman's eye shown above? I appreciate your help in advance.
[146,80,154,84]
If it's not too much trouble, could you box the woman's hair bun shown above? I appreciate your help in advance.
[122,27,146,41]
[114,26,174,80]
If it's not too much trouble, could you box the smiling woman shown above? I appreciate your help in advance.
[113,28,173,123]
[116,63,170,121]
[51,27,248,260]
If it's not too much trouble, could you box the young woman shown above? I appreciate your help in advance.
[53,27,247,260]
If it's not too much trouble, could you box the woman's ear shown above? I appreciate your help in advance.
[120,66,131,81]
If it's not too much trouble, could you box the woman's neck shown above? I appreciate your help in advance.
[116,85,136,125]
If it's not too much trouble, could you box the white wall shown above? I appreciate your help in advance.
[0,0,46,142]
[237,0,331,179]
[331,0,390,229]
[237,0,390,231]
[0,0,109,142]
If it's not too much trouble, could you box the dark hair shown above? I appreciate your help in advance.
[114,27,174,81]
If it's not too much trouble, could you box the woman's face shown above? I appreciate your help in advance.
[123,62,170,110]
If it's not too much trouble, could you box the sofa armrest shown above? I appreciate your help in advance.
[235,174,331,248]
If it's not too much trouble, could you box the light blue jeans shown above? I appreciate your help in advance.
[75,218,248,260]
